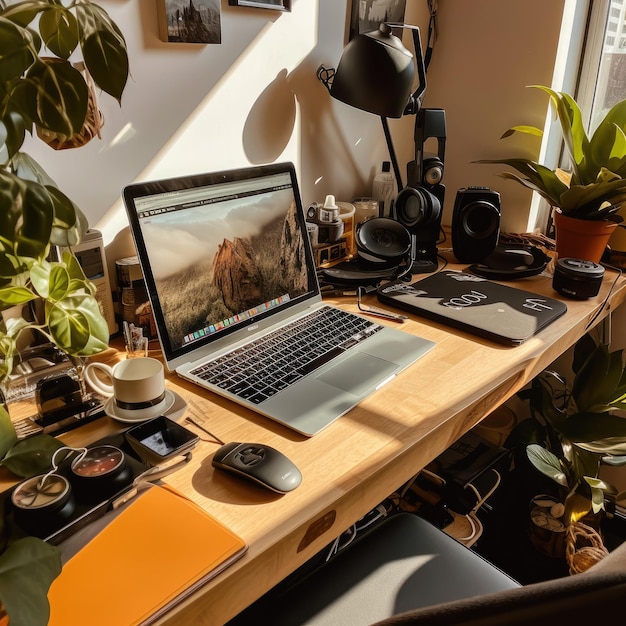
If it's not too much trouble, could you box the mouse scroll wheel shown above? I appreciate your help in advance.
[236,446,265,465]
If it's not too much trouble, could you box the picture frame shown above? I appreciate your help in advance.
[348,0,407,41]
[228,0,291,11]
[157,0,222,44]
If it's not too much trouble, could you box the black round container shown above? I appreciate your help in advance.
[70,445,132,501]
[11,473,76,538]
[553,258,605,299]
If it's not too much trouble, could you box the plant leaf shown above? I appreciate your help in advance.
[0,434,62,477]
[0,285,35,307]
[76,3,128,103]
[0,536,62,626]
[591,98,626,179]
[572,343,611,411]
[526,444,569,487]
[559,412,626,443]
[0,1,51,28]
[0,110,27,161]
[47,292,109,355]
[572,333,597,374]
[601,454,626,466]
[46,185,86,247]
[501,125,543,139]
[25,58,88,138]
[563,490,592,525]
[46,263,70,302]
[11,153,86,248]
[29,258,51,299]
[474,159,568,207]
[0,17,36,85]
[0,403,17,459]
[584,475,618,494]
[38,4,78,59]
[559,177,626,217]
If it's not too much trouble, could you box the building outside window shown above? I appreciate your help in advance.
[583,0,626,131]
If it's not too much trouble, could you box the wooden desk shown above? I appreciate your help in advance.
[5,265,626,626]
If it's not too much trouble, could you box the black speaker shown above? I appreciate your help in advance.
[451,187,501,263]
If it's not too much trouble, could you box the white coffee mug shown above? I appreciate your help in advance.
[84,357,166,420]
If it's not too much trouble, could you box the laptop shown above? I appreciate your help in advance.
[123,162,434,436]
[377,270,567,346]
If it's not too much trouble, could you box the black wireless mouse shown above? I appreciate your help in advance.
[212,442,302,493]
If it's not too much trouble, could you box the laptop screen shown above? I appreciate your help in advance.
[123,163,320,367]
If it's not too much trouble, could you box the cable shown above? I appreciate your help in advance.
[585,262,623,332]
[185,399,225,445]
[185,415,225,445]
[424,0,439,71]
[451,510,479,542]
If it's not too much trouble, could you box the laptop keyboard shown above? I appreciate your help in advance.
[190,306,382,405]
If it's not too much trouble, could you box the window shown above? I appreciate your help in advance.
[578,0,626,133]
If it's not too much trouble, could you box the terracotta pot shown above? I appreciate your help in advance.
[553,209,618,263]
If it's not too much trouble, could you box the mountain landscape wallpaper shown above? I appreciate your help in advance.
[143,189,309,349]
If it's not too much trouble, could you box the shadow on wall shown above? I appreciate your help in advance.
[241,61,371,203]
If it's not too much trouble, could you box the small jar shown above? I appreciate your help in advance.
[352,197,380,225]
[12,473,76,538]
[70,445,132,501]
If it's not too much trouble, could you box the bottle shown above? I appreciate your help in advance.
[372,161,397,217]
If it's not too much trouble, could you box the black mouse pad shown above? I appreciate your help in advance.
[377,270,567,345]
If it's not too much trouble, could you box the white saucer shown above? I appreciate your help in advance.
[104,389,186,423]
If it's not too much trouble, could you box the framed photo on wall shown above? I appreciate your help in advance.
[349,0,407,41]
[228,0,291,11]
[157,0,221,44]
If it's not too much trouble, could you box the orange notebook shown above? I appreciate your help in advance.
[47,486,247,626]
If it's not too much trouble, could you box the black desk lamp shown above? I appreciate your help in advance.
[318,23,446,272]
[318,23,426,192]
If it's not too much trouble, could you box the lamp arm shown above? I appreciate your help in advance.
[408,26,427,114]
[381,116,404,192]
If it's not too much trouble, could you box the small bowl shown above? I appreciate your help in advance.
[70,445,132,501]
[11,473,76,538]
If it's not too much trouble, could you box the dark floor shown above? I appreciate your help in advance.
[469,464,626,585]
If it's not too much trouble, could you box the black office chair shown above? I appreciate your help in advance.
[229,512,626,626]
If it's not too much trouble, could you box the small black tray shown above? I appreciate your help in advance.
[10,432,151,546]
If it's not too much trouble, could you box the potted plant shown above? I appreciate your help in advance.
[507,333,626,568]
[0,2,129,624]
[477,85,626,262]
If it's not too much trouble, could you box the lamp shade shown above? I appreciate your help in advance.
[330,25,415,119]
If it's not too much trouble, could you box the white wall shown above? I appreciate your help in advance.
[420,0,568,234]
[21,0,570,266]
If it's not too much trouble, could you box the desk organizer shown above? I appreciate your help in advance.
[9,432,151,546]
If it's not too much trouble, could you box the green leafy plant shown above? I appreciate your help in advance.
[0,2,129,624]
[509,333,626,527]
[476,85,626,221]
[0,393,64,626]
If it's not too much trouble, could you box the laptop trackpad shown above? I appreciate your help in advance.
[317,352,397,396]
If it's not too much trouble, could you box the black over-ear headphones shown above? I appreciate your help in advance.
[355,217,412,267]
[320,218,413,287]
[394,184,442,230]
[468,244,550,280]
[392,109,446,272]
